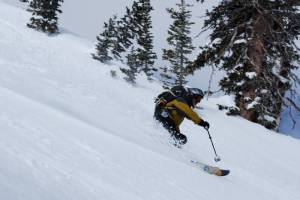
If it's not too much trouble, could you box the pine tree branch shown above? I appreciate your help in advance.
[206,65,215,100]
[212,27,238,64]
[287,0,300,6]
[291,72,300,85]
[286,97,300,112]
[288,106,297,129]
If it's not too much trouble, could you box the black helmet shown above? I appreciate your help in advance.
[188,88,204,99]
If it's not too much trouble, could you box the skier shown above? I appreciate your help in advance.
[154,85,210,146]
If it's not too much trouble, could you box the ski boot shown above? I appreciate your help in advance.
[171,133,187,148]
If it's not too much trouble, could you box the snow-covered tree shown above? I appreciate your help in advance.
[131,0,157,80]
[93,0,157,82]
[93,13,135,64]
[115,7,135,58]
[161,0,195,87]
[93,6,137,64]
[27,0,64,34]
[120,47,139,84]
[191,0,300,130]
[92,16,119,63]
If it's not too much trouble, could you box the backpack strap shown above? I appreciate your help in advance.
[155,89,177,107]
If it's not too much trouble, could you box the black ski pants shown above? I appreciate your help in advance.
[154,106,179,135]
[154,106,187,145]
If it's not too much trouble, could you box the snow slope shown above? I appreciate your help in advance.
[0,2,300,200]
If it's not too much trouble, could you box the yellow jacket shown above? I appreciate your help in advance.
[165,97,202,129]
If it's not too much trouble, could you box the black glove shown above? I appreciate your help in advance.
[199,120,210,130]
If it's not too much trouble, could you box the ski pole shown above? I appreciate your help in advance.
[205,129,221,162]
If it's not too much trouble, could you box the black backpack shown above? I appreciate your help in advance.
[155,86,188,107]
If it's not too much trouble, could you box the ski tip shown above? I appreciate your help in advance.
[215,169,230,176]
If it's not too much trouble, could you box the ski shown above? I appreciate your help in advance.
[190,160,230,176]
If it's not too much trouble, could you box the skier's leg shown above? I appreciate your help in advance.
[154,111,187,145]
[169,128,187,146]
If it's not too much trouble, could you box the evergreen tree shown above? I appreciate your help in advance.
[27,0,64,34]
[120,47,139,84]
[191,0,300,130]
[161,0,195,87]
[115,7,135,57]
[131,0,157,80]
[93,0,157,83]
[93,9,135,64]
[92,16,118,63]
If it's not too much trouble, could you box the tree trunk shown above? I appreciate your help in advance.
[238,14,266,122]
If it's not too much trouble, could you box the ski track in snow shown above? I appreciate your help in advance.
[0,1,300,200]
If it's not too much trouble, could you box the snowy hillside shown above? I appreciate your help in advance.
[0,2,300,200]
